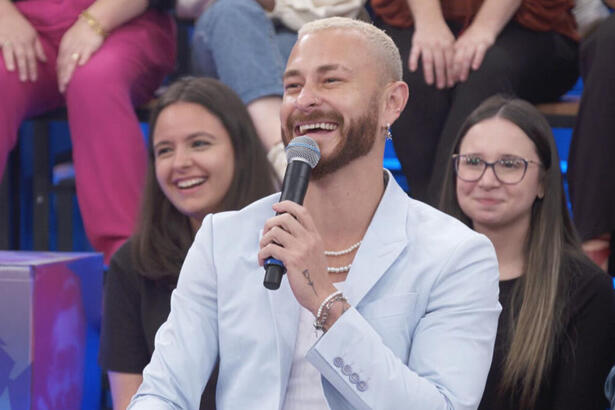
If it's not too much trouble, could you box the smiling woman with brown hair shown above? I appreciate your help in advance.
[98,76,277,410]
[440,94,615,410]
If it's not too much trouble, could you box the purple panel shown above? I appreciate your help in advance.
[32,263,85,410]
[0,251,103,410]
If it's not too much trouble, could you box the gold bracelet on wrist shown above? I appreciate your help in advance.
[80,10,108,38]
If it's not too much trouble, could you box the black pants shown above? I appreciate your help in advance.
[568,13,615,246]
[376,19,579,205]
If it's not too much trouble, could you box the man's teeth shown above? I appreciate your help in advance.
[298,122,337,134]
[177,177,206,189]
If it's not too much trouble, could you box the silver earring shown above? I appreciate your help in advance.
[385,124,393,140]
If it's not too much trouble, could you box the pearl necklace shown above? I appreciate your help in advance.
[325,240,361,274]
[327,264,352,273]
[324,241,362,256]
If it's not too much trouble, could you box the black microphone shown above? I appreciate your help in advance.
[263,136,321,290]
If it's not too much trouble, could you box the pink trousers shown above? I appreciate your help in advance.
[0,0,176,264]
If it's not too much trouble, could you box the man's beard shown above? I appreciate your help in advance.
[282,100,379,180]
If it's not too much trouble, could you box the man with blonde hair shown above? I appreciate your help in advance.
[129,17,500,409]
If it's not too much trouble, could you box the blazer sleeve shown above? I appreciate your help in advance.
[129,215,219,409]
[306,234,501,410]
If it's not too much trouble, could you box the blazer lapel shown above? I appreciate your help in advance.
[344,171,409,307]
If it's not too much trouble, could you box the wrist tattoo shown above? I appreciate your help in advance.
[302,269,318,295]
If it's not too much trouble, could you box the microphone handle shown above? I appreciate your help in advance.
[263,160,312,290]
[279,159,312,203]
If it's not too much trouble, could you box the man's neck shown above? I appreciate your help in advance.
[303,157,385,249]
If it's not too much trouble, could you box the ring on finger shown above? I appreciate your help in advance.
[71,52,80,61]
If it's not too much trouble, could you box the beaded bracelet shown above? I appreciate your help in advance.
[80,10,108,38]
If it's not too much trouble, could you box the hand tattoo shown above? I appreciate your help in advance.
[302,269,318,296]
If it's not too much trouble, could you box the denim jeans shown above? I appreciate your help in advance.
[192,0,297,104]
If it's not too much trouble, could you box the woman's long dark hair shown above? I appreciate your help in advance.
[132,77,277,284]
[439,95,586,408]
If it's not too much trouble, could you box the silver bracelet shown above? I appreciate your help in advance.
[314,293,347,332]
[316,290,342,321]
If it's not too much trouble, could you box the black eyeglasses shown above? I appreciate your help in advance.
[452,154,543,185]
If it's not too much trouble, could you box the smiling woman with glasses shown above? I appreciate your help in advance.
[440,95,615,410]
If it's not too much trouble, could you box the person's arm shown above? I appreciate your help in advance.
[129,216,220,409]
[109,372,144,410]
[56,0,149,92]
[604,0,615,9]
[549,269,615,410]
[308,234,501,409]
[0,0,47,82]
[405,0,456,88]
[452,0,522,82]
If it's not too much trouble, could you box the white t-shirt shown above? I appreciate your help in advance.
[282,281,347,410]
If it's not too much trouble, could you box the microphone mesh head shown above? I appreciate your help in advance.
[285,136,321,169]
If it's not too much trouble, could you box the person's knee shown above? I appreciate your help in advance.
[0,65,23,104]
[197,0,265,29]
[65,55,126,101]
[458,49,514,94]
[193,0,270,70]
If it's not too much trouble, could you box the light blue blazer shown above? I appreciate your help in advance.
[130,170,501,410]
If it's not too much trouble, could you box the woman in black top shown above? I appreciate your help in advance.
[99,77,277,409]
[440,95,615,409]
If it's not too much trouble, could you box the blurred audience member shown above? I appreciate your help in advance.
[98,77,277,409]
[440,95,615,410]
[0,0,176,264]
[185,0,365,179]
[567,6,615,274]
[371,0,579,205]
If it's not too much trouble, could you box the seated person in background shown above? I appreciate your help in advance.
[129,17,501,409]
[440,95,615,410]
[567,3,615,274]
[98,77,277,410]
[184,0,365,179]
[370,0,580,206]
[0,0,176,264]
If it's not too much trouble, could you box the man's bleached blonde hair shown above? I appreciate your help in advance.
[298,17,402,84]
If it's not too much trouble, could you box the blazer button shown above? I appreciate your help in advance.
[357,381,368,392]
[349,373,360,384]
[342,364,352,376]
[333,357,344,368]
